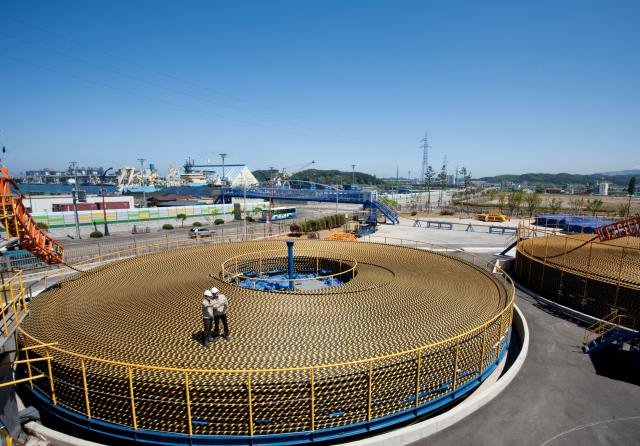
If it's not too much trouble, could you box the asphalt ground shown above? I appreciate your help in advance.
[410,289,640,446]
[367,221,640,446]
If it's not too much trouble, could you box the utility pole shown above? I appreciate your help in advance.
[100,168,113,235]
[137,158,147,204]
[219,154,227,186]
[69,161,81,239]
[420,132,431,185]
[396,166,399,190]
[351,164,356,185]
[408,171,411,190]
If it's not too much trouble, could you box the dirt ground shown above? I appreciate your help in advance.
[466,193,640,216]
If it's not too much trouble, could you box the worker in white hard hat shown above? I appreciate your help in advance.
[210,287,230,341]
[202,290,216,347]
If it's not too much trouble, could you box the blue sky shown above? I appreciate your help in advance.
[1,1,638,178]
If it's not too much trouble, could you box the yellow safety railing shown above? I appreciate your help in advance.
[221,249,357,289]
[583,311,637,346]
[0,271,28,338]
[514,217,640,317]
[24,231,296,296]
[0,427,26,446]
[16,236,515,437]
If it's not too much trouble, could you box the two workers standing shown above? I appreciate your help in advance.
[202,287,230,347]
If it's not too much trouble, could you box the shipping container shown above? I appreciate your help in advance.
[97,201,130,210]
[52,203,98,212]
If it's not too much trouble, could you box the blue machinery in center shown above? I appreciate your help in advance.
[215,186,400,224]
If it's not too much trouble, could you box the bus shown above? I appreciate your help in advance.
[261,207,298,221]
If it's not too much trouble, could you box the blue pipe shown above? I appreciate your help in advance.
[286,240,294,289]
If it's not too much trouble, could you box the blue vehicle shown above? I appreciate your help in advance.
[261,207,297,221]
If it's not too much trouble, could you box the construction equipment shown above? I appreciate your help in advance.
[595,216,640,242]
[327,232,359,241]
[280,161,316,181]
[0,168,64,264]
[475,209,511,223]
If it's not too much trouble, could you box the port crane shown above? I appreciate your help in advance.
[0,168,64,264]
[266,161,316,185]
[281,161,316,181]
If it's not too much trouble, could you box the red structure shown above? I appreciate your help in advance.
[0,168,64,264]
[596,216,640,242]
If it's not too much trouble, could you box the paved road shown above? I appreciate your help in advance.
[411,289,640,446]
[56,205,353,250]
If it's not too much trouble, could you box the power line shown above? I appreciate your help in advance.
[0,32,400,147]
[1,53,412,149]
[0,12,414,143]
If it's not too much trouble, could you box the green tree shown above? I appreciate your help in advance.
[507,190,524,216]
[438,164,448,208]
[425,166,435,213]
[536,185,546,194]
[176,213,187,226]
[524,193,542,217]
[459,167,472,213]
[497,192,507,212]
[627,177,636,218]
[585,199,604,216]
[489,189,498,202]
[548,198,563,214]
[567,197,584,214]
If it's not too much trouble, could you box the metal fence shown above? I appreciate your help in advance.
[14,236,514,439]
[515,218,640,322]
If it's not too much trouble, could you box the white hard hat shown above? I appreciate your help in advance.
[204,290,213,297]
[211,287,219,294]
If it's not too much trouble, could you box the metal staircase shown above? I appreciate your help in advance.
[371,200,399,225]
[582,311,637,355]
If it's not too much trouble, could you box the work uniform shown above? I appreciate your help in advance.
[211,294,229,340]
[202,298,214,345]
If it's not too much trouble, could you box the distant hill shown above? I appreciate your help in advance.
[252,169,382,185]
[477,172,636,188]
[596,169,640,176]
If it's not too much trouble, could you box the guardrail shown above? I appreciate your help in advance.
[17,236,515,439]
[515,217,640,320]
[0,270,27,341]
[221,249,357,289]
[0,427,25,446]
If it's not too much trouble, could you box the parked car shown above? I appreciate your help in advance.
[189,227,213,238]
[0,240,22,255]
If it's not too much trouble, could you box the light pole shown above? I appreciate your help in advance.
[19,172,34,211]
[351,165,356,185]
[219,154,227,186]
[241,173,247,239]
[137,158,147,204]
[69,161,81,239]
[268,166,275,226]
[100,167,113,236]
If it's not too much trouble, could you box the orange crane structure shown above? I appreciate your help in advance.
[0,168,64,264]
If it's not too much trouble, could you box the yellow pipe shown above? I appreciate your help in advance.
[81,358,91,419]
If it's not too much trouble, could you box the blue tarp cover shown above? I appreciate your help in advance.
[534,215,612,234]
[238,273,346,291]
